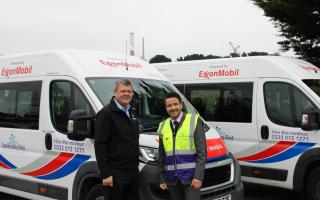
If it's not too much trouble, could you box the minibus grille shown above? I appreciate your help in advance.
[202,164,231,188]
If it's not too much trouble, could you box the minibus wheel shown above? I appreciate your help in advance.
[306,167,320,200]
[86,184,107,200]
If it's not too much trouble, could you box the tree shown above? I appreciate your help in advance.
[149,55,171,63]
[230,53,240,57]
[177,54,222,61]
[177,54,205,61]
[251,0,320,66]
[247,51,269,56]
[205,55,223,59]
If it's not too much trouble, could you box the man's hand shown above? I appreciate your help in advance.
[102,176,113,187]
[191,179,202,190]
[159,183,168,190]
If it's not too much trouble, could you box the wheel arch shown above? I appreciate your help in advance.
[72,161,101,200]
[293,147,320,191]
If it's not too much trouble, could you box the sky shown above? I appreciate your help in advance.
[0,0,295,61]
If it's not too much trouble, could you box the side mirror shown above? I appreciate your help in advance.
[301,109,320,131]
[67,109,95,141]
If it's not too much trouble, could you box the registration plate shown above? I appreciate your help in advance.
[213,194,231,200]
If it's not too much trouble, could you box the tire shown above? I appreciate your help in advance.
[306,167,320,200]
[86,184,107,200]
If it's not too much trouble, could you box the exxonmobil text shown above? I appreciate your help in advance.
[199,68,239,79]
[1,66,33,78]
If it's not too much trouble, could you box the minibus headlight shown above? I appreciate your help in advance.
[139,146,159,165]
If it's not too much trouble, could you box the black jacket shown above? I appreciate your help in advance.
[94,99,140,179]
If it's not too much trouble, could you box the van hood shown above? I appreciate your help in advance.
[140,133,159,149]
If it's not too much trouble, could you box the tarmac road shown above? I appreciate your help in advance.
[243,183,302,200]
[0,183,302,200]
[0,192,28,200]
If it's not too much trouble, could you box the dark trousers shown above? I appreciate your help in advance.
[105,169,139,200]
[168,179,200,200]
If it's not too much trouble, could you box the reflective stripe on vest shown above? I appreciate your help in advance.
[158,114,199,182]
[164,163,196,171]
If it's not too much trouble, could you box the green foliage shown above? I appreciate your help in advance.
[149,51,279,64]
[149,55,172,63]
[230,53,240,57]
[251,0,320,66]
[177,54,222,61]
[247,51,269,56]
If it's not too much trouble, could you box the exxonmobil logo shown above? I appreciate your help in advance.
[299,65,320,72]
[99,59,142,68]
[199,68,239,79]
[1,66,33,78]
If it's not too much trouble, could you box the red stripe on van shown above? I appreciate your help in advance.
[0,161,10,169]
[237,141,296,161]
[21,152,74,176]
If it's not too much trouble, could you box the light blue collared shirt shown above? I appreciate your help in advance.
[114,98,131,118]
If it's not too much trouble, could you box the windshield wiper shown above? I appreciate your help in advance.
[141,126,159,133]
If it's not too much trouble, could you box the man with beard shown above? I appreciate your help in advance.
[158,92,206,200]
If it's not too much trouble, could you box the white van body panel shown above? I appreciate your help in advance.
[154,56,320,192]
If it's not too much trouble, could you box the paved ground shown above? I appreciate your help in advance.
[0,183,302,200]
[243,183,302,200]
[0,192,28,200]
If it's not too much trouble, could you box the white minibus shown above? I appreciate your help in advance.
[0,50,242,200]
[154,56,320,200]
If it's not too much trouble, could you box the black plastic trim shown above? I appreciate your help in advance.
[45,133,52,150]
[0,174,67,200]
[241,165,288,181]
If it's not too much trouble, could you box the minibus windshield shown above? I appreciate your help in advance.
[303,79,320,97]
[87,78,195,133]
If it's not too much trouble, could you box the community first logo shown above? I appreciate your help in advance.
[1,66,33,78]
[1,134,26,151]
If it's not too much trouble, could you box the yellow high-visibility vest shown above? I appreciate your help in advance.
[158,114,199,156]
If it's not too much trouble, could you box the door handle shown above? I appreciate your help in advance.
[45,133,52,150]
[261,125,269,140]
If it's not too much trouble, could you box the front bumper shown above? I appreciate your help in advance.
[139,158,243,200]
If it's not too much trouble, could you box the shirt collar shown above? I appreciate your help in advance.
[171,112,183,124]
[114,98,131,111]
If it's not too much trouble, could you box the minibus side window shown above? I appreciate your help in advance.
[183,83,253,123]
[50,81,94,133]
[264,82,316,127]
[0,81,42,129]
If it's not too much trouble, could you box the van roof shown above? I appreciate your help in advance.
[0,49,166,81]
[153,56,320,83]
